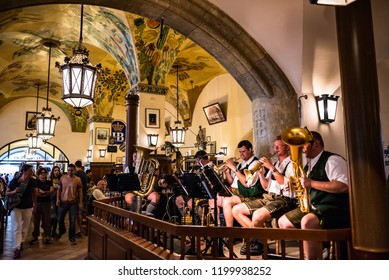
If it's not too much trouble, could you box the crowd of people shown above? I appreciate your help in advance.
[3,160,108,259]
[2,129,350,260]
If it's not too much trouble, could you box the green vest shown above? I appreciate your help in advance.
[237,157,266,198]
[307,151,349,208]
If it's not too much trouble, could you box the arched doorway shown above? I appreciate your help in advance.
[0,139,69,179]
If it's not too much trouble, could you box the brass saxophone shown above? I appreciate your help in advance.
[281,127,313,214]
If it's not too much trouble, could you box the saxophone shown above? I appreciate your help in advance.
[281,127,313,214]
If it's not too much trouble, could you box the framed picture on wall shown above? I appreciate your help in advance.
[146,108,160,128]
[203,102,226,125]
[95,127,110,145]
[25,111,37,130]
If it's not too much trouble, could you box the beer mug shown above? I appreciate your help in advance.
[132,195,142,213]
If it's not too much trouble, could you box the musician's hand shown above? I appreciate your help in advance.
[259,157,273,170]
[225,159,237,172]
[257,167,265,176]
[299,176,312,189]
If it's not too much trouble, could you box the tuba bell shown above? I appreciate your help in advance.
[281,127,313,214]
[133,145,159,198]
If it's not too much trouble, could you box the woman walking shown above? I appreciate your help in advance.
[5,164,36,259]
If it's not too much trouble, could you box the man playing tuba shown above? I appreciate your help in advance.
[278,130,350,259]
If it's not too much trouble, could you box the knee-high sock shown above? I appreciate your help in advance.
[178,207,185,217]
[146,202,157,214]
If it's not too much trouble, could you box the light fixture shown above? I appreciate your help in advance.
[147,134,159,147]
[26,84,43,150]
[56,4,101,114]
[87,149,92,158]
[37,41,59,141]
[309,0,357,5]
[315,94,339,123]
[99,149,106,158]
[170,66,187,147]
[220,147,227,156]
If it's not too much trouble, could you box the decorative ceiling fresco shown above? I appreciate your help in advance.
[0,4,227,132]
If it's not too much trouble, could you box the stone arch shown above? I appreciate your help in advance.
[1,0,299,153]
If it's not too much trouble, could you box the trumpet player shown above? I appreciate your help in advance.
[278,131,350,259]
[231,135,297,255]
[220,140,266,230]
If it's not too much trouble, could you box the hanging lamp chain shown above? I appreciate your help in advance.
[176,66,179,121]
[79,4,84,49]
[35,84,40,114]
[46,43,52,108]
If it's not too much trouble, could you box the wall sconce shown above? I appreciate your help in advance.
[315,94,339,123]
[309,0,357,5]
[87,149,92,158]
[147,134,159,147]
[220,147,227,156]
[99,149,106,158]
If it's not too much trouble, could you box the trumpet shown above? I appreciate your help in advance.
[243,152,277,179]
[215,157,241,172]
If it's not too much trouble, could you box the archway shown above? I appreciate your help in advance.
[0,139,70,176]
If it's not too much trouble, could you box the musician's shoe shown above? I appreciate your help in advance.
[142,211,155,217]
[240,239,263,256]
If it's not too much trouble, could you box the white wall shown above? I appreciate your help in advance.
[0,97,89,163]
[179,74,253,158]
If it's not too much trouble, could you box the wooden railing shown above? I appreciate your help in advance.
[87,197,352,260]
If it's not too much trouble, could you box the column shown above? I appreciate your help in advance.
[336,0,389,259]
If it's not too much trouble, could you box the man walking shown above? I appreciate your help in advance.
[56,164,83,245]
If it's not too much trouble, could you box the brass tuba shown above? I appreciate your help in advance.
[281,127,313,214]
[133,145,159,198]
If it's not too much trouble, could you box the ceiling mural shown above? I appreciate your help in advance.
[0,4,227,132]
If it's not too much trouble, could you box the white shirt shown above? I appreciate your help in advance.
[266,156,294,197]
[92,188,107,200]
[305,150,349,186]
[231,156,260,189]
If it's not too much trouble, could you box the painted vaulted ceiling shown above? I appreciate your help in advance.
[0,4,227,132]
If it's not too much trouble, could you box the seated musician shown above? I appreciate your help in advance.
[231,136,297,255]
[175,150,211,219]
[220,140,266,229]
[278,131,350,259]
[124,151,164,217]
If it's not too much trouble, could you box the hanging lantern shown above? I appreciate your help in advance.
[170,66,187,147]
[37,41,59,141]
[56,5,101,113]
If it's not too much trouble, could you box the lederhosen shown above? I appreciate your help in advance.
[245,160,295,215]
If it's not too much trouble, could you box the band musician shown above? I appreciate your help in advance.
[124,151,166,217]
[220,140,266,228]
[175,150,212,223]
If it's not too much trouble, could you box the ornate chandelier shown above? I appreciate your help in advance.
[36,41,59,141]
[56,4,101,115]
